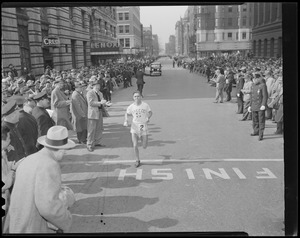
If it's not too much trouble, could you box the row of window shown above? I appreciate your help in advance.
[202,32,250,41]
[119,25,130,34]
[119,38,130,48]
[199,5,249,14]
[118,12,129,21]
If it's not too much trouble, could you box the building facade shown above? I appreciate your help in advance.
[175,19,184,55]
[116,6,142,59]
[152,34,159,57]
[143,25,153,57]
[1,6,120,76]
[251,2,282,58]
[195,4,252,58]
[2,7,92,76]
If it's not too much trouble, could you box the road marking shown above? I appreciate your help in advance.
[103,158,283,164]
[60,158,283,166]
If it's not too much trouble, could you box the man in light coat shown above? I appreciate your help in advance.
[51,79,73,130]
[7,126,76,233]
[70,82,88,144]
[86,79,107,152]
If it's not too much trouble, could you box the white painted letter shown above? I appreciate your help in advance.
[118,169,142,180]
[152,168,173,180]
[256,168,277,179]
[203,168,230,180]
[185,168,195,180]
[232,168,246,179]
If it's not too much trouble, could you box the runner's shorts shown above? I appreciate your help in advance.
[130,122,148,138]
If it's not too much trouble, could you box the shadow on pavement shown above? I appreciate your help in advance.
[70,215,178,233]
[71,195,159,215]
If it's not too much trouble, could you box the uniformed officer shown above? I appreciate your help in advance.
[2,100,27,162]
[248,72,268,141]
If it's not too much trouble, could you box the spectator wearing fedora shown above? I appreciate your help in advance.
[32,92,55,149]
[86,78,107,152]
[51,79,73,130]
[8,64,18,78]
[1,100,27,162]
[7,126,75,233]
[7,96,39,156]
[248,72,268,141]
[23,94,36,114]
[70,82,88,144]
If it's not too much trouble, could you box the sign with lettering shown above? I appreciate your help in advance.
[42,36,60,48]
[90,42,122,53]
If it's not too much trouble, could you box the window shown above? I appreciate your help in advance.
[222,32,225,40]
[215,19,218,27]
[125,38,130,47]
[81,10,85,28]
[69,7,74,22]
[242,17,247,26]
[125,25,129,33]
[242,32,247,39]
[243,5,247,12]
[228,6,232,12]
[228,32,232,40]
[236,32,239,40]
[83,41,87,66]
[119,38,124,47]
[118,12,123,21]
[124,12,129,20]
[119,25,124,33]
[228,18,232,26]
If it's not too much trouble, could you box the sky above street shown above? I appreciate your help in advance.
[140,6,188,52]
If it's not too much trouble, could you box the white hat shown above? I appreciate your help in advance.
[37,126,76,150]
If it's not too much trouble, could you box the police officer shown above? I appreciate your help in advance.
[248,72,268,141]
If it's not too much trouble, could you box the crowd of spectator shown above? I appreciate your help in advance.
[181,53,284,137]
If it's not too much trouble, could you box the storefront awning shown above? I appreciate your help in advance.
[91,52,121,55]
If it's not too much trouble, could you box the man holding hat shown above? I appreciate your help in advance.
[86,78,107,152]
[2,100,27,162]
[32,91,55,148]
[70,82,88,144]
[7,126,76,233]
[135,67,148,97]
[248,72,268,141]
[51,78,73,130]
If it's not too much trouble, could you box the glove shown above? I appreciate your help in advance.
[260,105,266,110]
[237,93,240,97]
[248,107,251,112]
[123,121,128,127]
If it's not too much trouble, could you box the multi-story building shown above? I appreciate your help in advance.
[116,6,142,59]
[152,34,159,57]
[1,6,119,76]
[175,19,184,55]
[250,3,282,58]
[143,25,153,57]
[195,3,252,58]
[168,35,176,56]
[2,7,92,76]
[90,6,119,65]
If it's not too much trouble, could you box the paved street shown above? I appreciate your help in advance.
[62,57,284,235]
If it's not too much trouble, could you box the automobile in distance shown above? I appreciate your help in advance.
[150,62,162,76]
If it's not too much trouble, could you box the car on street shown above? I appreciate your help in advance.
[150,62,162,76]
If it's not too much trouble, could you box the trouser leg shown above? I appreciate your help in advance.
[252,111,259,134]
[94,117,103,145]
[87,119,97,148]
[258,110,266,139]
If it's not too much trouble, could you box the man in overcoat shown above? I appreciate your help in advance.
[7,126,75,233]
[248,72,268,141]
[71,82,88,144]
[1,100,27,162]
[236,70,245,114]
[51,79,73,130]
[10,96,39,156]
[86,79,107,152]
[32,91,55,149]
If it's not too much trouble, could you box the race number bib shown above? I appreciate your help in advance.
[137,123,146,132]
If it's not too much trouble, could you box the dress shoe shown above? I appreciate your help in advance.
[251,133,259,136]
[219,101,223,103]
[87,147,94,152]
[95,144,106,147]
[240,119,246,121]
[274,131,283,135]
[258,136,263,141]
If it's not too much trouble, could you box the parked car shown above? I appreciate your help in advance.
[150,62,162,76]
